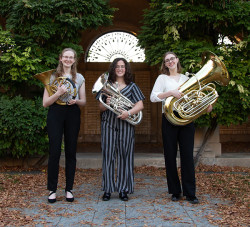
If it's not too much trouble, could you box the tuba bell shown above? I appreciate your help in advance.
[92,73,143,125]
[164,51,230,126]
[34,69,77,105]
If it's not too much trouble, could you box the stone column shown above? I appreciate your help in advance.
[194,126,221,158]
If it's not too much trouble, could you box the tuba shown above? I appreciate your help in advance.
[92,73,143,125]
[34,69,77,105]
[164,51,230,126]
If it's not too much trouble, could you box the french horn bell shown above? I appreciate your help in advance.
[34,69,77,105]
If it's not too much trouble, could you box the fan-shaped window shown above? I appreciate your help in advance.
[86,31,145,62]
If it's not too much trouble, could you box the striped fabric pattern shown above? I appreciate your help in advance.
[96,82,145,193]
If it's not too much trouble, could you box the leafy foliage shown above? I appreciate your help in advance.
[0,0,115,157]
[0,95,48,158]
[0,28,41,85]
[138,0,249,126]
[0,0,115,91]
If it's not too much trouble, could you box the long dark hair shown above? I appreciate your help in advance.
[55,48,78,82]
[160,51,182,75]
[108,58,133,85]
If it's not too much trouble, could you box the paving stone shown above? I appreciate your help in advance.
[21,174,224,226]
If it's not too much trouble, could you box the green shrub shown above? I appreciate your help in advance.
[138,0,249,127]
[0,95,48,158]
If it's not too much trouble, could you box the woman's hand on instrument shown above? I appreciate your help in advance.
[117,110,129,120]
[67,99,77,105]
[206,104,213,113]
[106,96,111,105]
[56,84,67,96]
[171,87,183,99]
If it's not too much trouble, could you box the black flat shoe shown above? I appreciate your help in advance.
[186,196,199,204]
[48,191,56,203]
[65,190,74,202]
[119,192,128,201]
[171,194,181,201]
[102,192,111,201]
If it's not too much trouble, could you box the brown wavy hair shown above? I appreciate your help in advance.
[55,48,78,83]
[108,58,133,85]
[160,51,182,75]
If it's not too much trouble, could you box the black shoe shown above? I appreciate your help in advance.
[186,196,199,204]
[48,191,56,203]
[102,192,111,201]
[119,192,128,201]
[65,190,74,202]
[171,194,181,201]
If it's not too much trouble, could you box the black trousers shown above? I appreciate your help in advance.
[47,104,80,192]
[162,114,196,197]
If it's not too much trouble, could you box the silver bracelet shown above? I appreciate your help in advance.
[128,110,131,117]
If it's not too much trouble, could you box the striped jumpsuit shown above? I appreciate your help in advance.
[96,82,145,194]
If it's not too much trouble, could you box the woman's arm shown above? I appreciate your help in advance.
[150,75,168,102]
[157,87,183,100]
[150,75,183,102]
[99,96,111,112]
[67,82,86,106]
[129,100,144,115]
[43,84,67,107]
[117,100,144,120]
[206,104,213,113]
[77,82,86,106]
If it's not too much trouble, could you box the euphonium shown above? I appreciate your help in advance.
[164,51,230,126]
[34,69,77,105]
[92,73,143,125]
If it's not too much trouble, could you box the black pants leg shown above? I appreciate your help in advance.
[162,114,195,196]
[47,105,64,191]
[162,115,181,194]
[178,122,196,197]
[64,105,80,191]
[47,104,80,192]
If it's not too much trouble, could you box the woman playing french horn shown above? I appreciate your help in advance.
[95,58,144,201]
[43,48,86,203]
[150,51,212,204]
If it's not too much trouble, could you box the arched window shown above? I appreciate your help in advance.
[86,31,145,62]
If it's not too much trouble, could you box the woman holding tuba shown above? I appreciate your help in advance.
[150,52,212,204]
[95,58,144,201]
[43,48,86,203]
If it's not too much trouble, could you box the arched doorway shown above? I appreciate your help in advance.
[86,31,145,62]
[76,0,163,153]
[77,40,161,152]
[73,0,249,155]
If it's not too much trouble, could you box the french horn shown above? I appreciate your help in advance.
[34,69,77,105]
[92,73,143,125]
[164,51,230,126]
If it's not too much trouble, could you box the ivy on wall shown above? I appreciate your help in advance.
[0,0,116,89]
[138,0,249,127]
[0,0,116,157]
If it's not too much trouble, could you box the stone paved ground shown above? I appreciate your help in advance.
[21,173,225,226]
